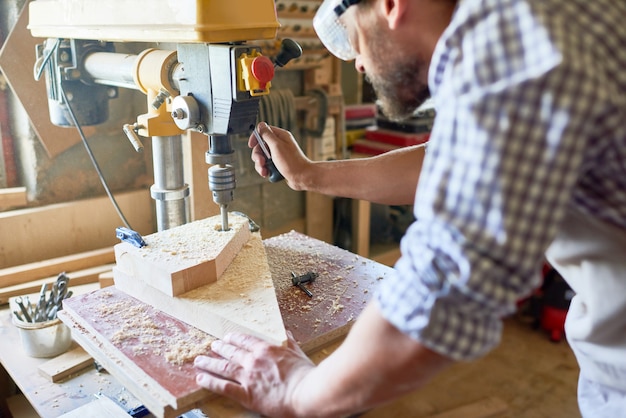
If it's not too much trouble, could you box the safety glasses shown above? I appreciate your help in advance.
[313,0,362,61]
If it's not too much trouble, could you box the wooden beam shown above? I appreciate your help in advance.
[0,264,114,304]
[0,189,154,269]
[0,248,114,289]
[0,187,27,210]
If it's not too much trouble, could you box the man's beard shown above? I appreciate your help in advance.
[365,57,430,121]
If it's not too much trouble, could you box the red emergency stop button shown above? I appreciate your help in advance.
[251,56,274,90]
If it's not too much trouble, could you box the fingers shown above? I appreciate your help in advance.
[194,349,248,399]
[195,364,247,400]
[210,339,246,363]
[222,332,266,349]
[195,354,240,379]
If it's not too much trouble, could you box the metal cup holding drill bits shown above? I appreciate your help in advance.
[12,273,73,358]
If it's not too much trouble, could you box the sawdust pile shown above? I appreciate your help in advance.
[133,215,248,266]
[96,290,215,366]
[263,232,388,336]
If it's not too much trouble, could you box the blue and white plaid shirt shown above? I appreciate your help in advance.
[376,0,626,360]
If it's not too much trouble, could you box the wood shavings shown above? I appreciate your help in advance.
[93,291,214,366]
[264,231,394,349]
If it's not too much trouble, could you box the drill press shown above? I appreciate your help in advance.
[28,0,301,232]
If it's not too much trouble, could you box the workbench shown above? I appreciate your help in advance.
[0,231,395,417]
[0,229,580,418]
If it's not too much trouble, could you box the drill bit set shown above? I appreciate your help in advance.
[12,273,72,323]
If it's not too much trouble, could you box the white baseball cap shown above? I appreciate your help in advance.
[313,0,362,61]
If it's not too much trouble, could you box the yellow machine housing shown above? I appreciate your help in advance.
[28,0,280,43]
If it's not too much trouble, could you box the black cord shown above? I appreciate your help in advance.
[58,84,133,230]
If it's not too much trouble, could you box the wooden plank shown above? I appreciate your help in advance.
[0,189,154,269]
[0,187,27,210]
[114,230,287,346]
[38,346,93,383]
[59,292,214,418]
[0,248,114,289]
[0,264,114,305]
[265,231,394,353]
[427,397,508,418]
[114,213,251,296]
[0,2,91,158]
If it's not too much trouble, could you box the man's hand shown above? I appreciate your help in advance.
[194,331,315,418]
[249,122,313,191]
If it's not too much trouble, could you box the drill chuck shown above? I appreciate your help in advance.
[208,165,235,205]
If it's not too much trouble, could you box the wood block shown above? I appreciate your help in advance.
[38,345,93,383]
[114,213,251,296]
[114,230,287,346]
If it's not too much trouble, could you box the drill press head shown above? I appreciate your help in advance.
[172,42,277,231]
[28,0,283,232]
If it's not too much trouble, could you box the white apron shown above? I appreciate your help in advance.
[546,208,626,415]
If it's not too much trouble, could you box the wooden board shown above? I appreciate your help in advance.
[0,189,154,269]
[38,346,93,383]
[60,231,394,417]
[114,214,250,296]
[114,230,287,346]
[0,248,113,288]
[59,290,216,418]
[0,264,112,304]
[264,231,394,352]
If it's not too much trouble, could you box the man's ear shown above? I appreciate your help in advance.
[381,0,407,29]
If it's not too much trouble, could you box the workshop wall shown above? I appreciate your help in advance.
[0,1,150,207]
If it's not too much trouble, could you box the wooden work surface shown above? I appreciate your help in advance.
[1,231,393,417]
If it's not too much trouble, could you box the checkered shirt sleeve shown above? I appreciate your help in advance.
[376,0,626,361]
